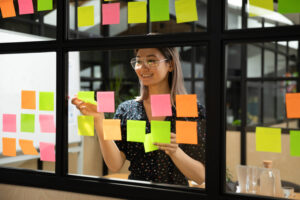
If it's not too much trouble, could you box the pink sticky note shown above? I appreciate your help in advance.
[102,3,120,25]
[2,114,17,132]
[150,94,172,117]
[18,0,34,15]
[39,114,56,133]
[97,91,115,113]
[39,142,55,162]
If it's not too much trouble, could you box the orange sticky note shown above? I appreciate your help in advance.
[286,93,300,118]
[176,94,198,117]
[19,139,39,155]
[0,0,16,18]
[176,121,197,144]
[21,90,36,109]
[2,137,16,157]
[102,119,121,140]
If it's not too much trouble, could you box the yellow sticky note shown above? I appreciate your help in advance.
[256,127,281,153]
[103,119,122,140]
[78,116,94,136]
[128,1,147,24]
[78,6,94,27]
[249,0,274,17]
[175,0,198,23]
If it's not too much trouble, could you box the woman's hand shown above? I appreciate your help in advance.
[154,133,179,156]
[71,97,103,119]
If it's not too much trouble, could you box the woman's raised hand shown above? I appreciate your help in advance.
[71,97,103,119]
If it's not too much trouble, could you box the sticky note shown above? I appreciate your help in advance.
[103,119,121,140]
[144,133,159,153]
[37,0,52,11]
[2,114,16,132]
[2,137,16,157]
[150,0,169,22]
[21,114,35,133]
[18,0,34,15]
[21,90,36,109]
[39,92,54,111]
[176,94,198,117]
[0,0,16,18]
[286,93,300,118]
[151,120,170,144]
[19,139,38,155]
[39,114,56,133]
[175,0,198,23]
[176,121,197,144]
[78,115,94,136]
[102,3,120,25]
[128,1,147,24]
[256,127,281,153]
[278,0,300,14]
[127,120,146,143]
[290,130,300,156]
[249,0,273,17]
[39,142,55,162]
[78,91,97,105]
[78,6,94,27]
[150,94,172,117]
[97,91,115,112]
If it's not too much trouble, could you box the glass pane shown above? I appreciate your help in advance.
[195,81,205,106]
[0,52,56,172]
[0,0,56,43]
[263,82,276,124]
[94,65,101,78]
[247,82,261,126]
[247,44,262,78]
[264,49,275,77]
[226,81,241,127]
[226,44,242,79]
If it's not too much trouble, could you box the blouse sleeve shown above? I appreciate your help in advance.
[113,103,128,155]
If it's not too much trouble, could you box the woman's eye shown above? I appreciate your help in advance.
[147,60,156,65]
[136,60,143,65]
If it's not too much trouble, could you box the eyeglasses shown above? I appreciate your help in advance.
[130,58,168,69]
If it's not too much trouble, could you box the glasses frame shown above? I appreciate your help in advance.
[130,58,168,70]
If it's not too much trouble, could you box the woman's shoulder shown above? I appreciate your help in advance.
[116,99,141,111]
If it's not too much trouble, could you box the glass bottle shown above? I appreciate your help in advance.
[260,160,275,196]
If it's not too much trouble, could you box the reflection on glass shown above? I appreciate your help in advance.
[247,44,262,78]
[247,82,261,125]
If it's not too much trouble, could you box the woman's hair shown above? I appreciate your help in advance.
[135,47,187,106]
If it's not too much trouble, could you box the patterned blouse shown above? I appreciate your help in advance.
[113,100,206,186]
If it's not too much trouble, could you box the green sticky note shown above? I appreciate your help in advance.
[39,92,54,111]
[290,130,300,156]
[256,127,281,153]
[78,116,94,136]
[150,0,169,22]
[127,120,146,143]
[175,0,198,23]
[249,0,273,17]
[77,91,97,105]
[37,0,53,11]
[21,114,35,133]
[151,120,170,144]
[78,6,95,27]
[278,0,300,14]
[144,133,158,153]
[128,2,147,24]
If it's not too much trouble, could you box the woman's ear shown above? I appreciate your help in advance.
[168,61,174,72]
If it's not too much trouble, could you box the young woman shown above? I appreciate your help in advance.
[72,47,206,186]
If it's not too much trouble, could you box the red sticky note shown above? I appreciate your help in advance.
[19,139,39,155]
[18,0,34,15]
[176,94,198,117]
[2,114,16,132]
[150,94,172,117]
[102,3,120,25]
[21,90,36,109]
[39,114,56,133]
[176,121,197,144]
[2,137,16,157]
[286,93,300,118]
[97,91,115,113]
[39,142,55,162]
[0,0,16,18]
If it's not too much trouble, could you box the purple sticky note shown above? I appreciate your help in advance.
[18,0,34,15]
[97,91,115,113]
[150,94,172,117]
[39,142,55,162]
[39,114,56,133]
[102,3,120,25]
[2,114,17,132]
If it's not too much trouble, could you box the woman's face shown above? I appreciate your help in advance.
[134,48,173,87]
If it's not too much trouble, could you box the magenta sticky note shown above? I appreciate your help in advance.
[2,114,17,132]
[39,142,55,162]
[102,3,120,25]
[18,0,34,15]
[39,114,56,133]
[97,91,115,113]
[150,94,172,117]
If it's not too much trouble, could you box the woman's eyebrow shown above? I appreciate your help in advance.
[146,55,157,58]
